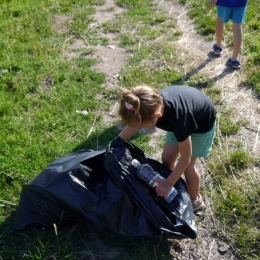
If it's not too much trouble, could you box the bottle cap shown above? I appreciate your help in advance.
[131,159,140,168]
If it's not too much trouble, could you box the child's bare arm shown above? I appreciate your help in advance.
[119,125,139,141]
[208,0,217,8]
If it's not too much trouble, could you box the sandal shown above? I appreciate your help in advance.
[227,58,241,69]
[192,194,205,212]
[212,43,222,55]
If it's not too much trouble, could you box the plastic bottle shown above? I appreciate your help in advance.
[131,159,178,203]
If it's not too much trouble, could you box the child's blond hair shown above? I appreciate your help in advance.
[119,85,163,127]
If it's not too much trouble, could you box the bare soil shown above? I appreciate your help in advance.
[52,0,260,259]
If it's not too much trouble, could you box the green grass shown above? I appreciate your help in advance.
[218,109,241,135]
[0,0,260,259]
[0,0,109,223]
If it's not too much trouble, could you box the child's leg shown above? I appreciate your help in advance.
[187,125,215,201]
[162,143,200,201]
[184,157,200,200]
[231,22,242,61]
[162,132,180,169]
[216,17,224,47]
[230,6,247,61]
[161,143,179,169]
[215,5,230,48]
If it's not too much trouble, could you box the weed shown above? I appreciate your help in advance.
[204,87,222,104]
[218,116,240,135]
[229,149,252,171]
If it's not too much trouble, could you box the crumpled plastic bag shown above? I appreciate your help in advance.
[13,136,197,239]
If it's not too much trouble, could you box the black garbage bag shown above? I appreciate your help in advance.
[13,136,197,239]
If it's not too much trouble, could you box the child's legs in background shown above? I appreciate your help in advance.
[216,17,224,47]
[216,6,230,47]
[232,22,242,61]
[230,7,247,61]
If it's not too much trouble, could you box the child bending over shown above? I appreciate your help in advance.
[118,85,216,211]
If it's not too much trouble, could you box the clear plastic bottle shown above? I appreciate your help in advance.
[131,159,178,203]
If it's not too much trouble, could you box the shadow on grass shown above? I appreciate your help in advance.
[0,214,174,259]
[72,125,120,152]
[72,124,145,152]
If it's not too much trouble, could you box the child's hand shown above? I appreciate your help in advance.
[208,0,217,8]
[153,178,173,199]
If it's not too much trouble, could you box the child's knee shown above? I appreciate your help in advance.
[161,153,176,169]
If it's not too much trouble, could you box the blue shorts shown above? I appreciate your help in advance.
[165,124,216,158]
[216,6,247,23]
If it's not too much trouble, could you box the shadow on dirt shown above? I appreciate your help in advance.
[171,52,236,89]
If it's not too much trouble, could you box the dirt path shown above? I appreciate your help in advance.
[55,0,259,259]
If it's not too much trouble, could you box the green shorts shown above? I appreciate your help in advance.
[165,124,215,158]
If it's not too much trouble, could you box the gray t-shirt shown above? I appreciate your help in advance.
[156,85,216,142]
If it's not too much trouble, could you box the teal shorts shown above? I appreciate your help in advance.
[216,6,247,23]
[165,124,216,158]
